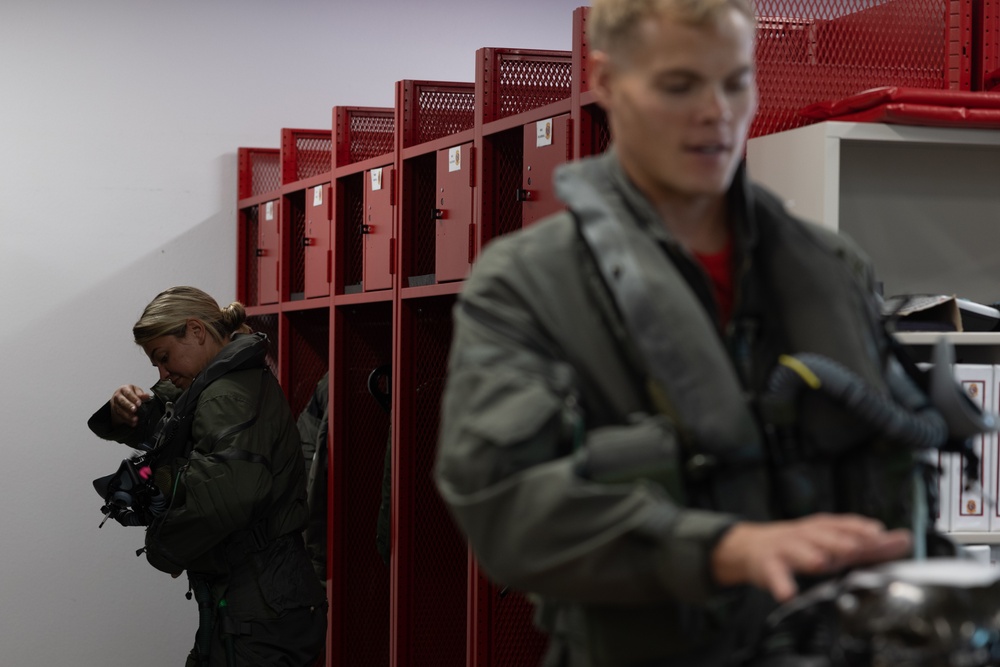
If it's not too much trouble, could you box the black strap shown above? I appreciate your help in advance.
[567,180,762,466]
[219,614,252,637]
[150,334,270,459]
[189,575,215,665]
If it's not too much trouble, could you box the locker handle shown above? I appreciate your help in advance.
[516,188,532,202]
[302,237,313,247]
[468,223,476,264]
[433,208,445,220]
[255,248,267,257]
[469,145,476,188]
[360,224,372,235]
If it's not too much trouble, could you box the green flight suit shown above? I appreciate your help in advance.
[435,151,926,666]
[89,333,327,666]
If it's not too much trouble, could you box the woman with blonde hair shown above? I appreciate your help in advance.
[89,286,326,666]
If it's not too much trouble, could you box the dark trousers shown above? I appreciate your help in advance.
[185,602,327,667]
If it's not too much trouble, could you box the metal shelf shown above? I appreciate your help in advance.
[895,332,1000,346]
[948,532,1000,545]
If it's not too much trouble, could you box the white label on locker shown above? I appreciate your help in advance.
[536,119,553,147]
[371,168,383,191]
[448,146,462,172]
[265,201,274,221]
[313,186,323,206]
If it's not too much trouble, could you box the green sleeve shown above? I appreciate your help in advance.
[435,241,738,605]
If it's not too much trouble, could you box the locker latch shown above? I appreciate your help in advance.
[516,188,532,202]
[360,224,372,235]
[255,248,267,257]
[302,237,314,247]
[433,209,445,220]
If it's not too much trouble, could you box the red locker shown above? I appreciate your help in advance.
[435,143,474,283]
[521,114,572,227]
[363,165,394,292]
[258,198,281,305]
[982,0,1000,91]
[304,183,332,298]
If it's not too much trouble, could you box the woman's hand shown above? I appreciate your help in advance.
[109,384,151,427]
[711,513,913,602]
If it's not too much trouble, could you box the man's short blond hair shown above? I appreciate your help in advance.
[588,0,755,55]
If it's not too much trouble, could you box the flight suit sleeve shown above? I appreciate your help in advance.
[87,380,178,448]
[434,239,738,606]
[145,388,275,574]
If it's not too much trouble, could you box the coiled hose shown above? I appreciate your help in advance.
[767,354,948,450]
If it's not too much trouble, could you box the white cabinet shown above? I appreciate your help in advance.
[746,121,1000,304]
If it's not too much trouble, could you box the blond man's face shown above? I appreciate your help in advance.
[593,7,757,204]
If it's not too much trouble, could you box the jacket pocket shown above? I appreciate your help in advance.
[464,370,564,448]
[255,533,327,614]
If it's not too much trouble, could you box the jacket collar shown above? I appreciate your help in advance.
[597,147,759,260]
[172,332,269,414]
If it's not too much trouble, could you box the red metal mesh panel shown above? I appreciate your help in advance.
[498,54,573,118]
[482,49,573,122]
[287,191,306,298]
[402,154,437,283]
[240,206,260,307]
[238,148,281,198]
[339,174,365,291]
[584,104,611,158]
[490,588,548,665]
[402,81,476,148]
[407,297,467,666]
[485,129,524,242]
[282,129,332,184]
[296,136,332,180]
[335,107,395,167]
[246,314,279,376]
[286,308,329,417]
[254,152,281,195]
[753,0,960,137]
[335,302,392,667]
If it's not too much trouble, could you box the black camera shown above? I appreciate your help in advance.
[93,457,166,528]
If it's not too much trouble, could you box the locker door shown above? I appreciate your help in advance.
[435,143,474,283]
[258,198,281,305]
[304,183,332,299]
[522,114,572,227]
[363,165,394,292]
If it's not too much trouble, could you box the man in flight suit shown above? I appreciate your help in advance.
[435,1,921,664]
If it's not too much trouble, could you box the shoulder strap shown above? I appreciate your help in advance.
[555,159,762,465]
[149,333,271,458]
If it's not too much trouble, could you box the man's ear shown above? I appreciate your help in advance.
[590,49,615,110]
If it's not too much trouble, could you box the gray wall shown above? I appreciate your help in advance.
[0,1,584,664]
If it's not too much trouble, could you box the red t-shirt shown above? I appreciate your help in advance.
[693,238,734,328]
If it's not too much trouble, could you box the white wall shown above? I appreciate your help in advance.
[0,1,584,664]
